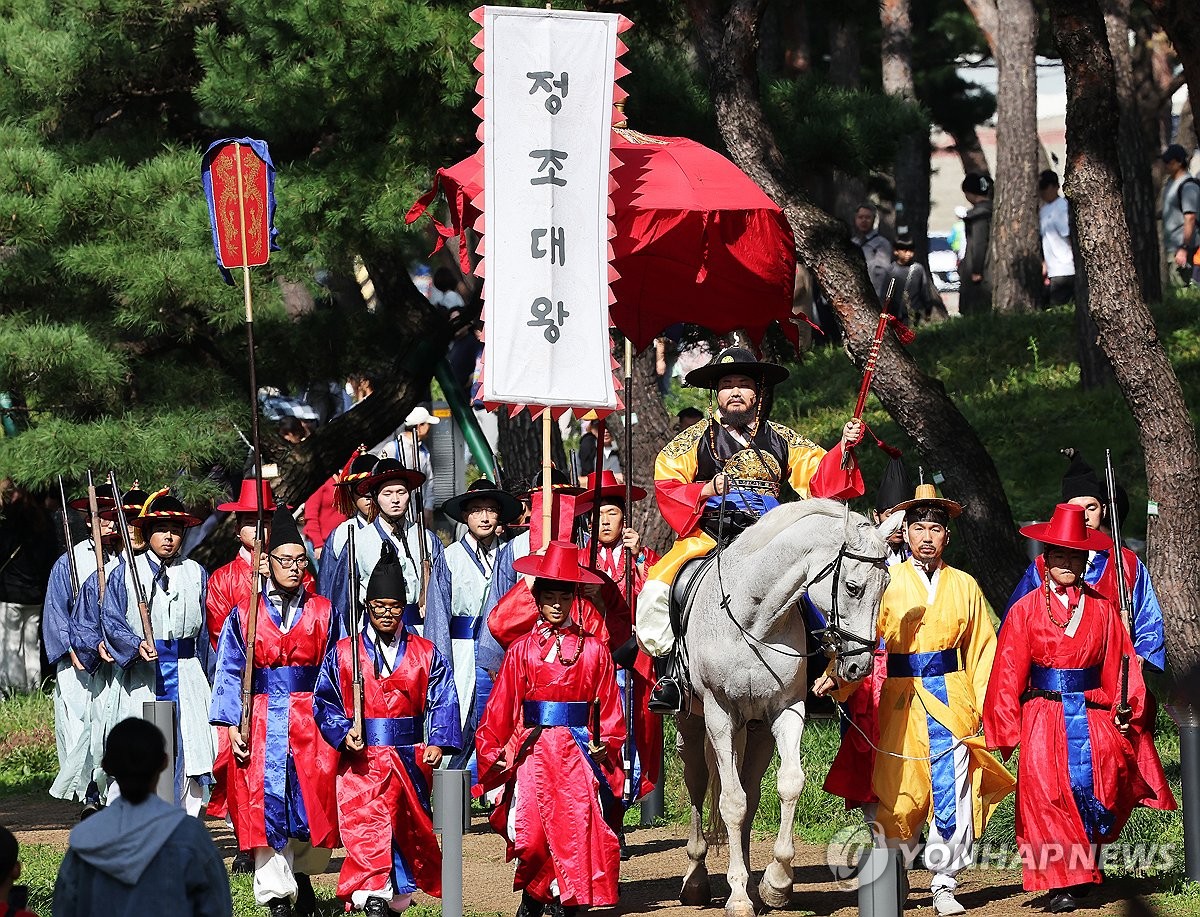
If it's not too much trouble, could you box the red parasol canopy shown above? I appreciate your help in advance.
[406,131,798,351]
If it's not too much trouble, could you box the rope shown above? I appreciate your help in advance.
[829,680,984,763]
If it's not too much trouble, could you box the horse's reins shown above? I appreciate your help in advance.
[713,493,883,661]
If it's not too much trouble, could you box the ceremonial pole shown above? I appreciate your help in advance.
[202,136,277,755]
[541,412,553,546]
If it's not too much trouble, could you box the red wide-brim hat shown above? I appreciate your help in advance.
[577,469,647,503]
[513,540,604,584]
[216,478,277,514]
[1019,503,1113,552]
[67,483,117,512]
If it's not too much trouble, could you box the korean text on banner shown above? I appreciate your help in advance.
[481,7,619,411]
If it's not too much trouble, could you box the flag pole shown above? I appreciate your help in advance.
[541,411,553,548]
[233,141,265,755]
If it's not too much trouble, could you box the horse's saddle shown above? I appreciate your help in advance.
[669,551,718,639]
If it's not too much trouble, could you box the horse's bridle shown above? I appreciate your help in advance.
[805,544,886,660]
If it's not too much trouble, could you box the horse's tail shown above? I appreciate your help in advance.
[703,735,725,846]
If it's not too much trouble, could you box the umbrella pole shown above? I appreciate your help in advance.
[541,411,552,548]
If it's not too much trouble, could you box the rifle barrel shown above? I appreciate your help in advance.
[108,471,152,642]
[58,476,81,598]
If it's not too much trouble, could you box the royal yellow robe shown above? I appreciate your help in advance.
[848,558,1015,841]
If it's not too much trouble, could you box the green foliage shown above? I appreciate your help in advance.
[764,76,929,181]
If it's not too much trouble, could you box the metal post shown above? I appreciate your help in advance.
[640,743,665,825]
[1169,703,1200,883]
[142,700,176,804]
[433,768,470,917]
[857,847,904,917]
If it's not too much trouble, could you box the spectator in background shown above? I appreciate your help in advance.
[346,371,376,406]
[429,267,465,311]
[851,203,894,300]
[959,173,994,315]
[676,406,704,433]
[279,416,308,445]
[577,419,623,483]
[883,235,945,325]
[2,823,37,917]
[53,718,232,917]
[0,478,55,692]
[1038,170,1076,307]
[1161,143,1198,287]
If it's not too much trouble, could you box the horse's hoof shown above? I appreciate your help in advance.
[724,900,756,917]
[757,874,791,910]
[680,870,712,907]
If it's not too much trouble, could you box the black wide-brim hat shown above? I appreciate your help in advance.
[132,489,201,529]
[354,457,427,496]
[684,346,789,390]
[441,479,523,525]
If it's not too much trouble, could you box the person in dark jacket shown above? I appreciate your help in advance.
[0,479,56,692]
[958,173,994,315]
[53,718,232,917]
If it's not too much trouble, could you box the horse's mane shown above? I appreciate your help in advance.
[730,497,854,555]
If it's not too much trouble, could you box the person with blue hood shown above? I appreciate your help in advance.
[52,717,231,917]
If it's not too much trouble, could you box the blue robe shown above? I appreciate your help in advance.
[476,530,531,674]
[316,514,372,603]
[1004,549,1166,672]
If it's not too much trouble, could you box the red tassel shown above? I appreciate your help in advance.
[887,314,916,346]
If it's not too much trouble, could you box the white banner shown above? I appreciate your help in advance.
[481,7,619,411]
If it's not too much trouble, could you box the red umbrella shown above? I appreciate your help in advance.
[406,131,798,350]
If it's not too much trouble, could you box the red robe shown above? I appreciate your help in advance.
[313,633,460,901]
[205,550,314,819]
[822,645,886,809]
[304,476,349,552]
[210,589,340,852]
[593,542,663,800]
[983,584,1176,891]
[476,619,625,907]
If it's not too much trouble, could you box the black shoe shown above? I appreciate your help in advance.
[294,873,316,917]
[363,897,390,917]
[267,898,292,917]
[649,675,682,714]
[79,780,104,820]
[618,829,630,861]
[231,850,255,875]
[549,901,577,917]
[516,891,545,917]
[1047,890,1078,913]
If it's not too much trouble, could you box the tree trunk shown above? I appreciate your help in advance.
[685,0,1029,610]
[1145,0,1200,131]
[1104,0,1163,304]
[1067,203,1114,388]
[948,126,993,178]
[962,0,999,54]
[828,17,860,89]
[991,0,1043,313]
[628,346,677,556]
[273,251,451,508]
[1051,0,1200,676]
[881,0,930,263]
[496,410,568,486]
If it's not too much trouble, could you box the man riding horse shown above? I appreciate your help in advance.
[636,346,866,712]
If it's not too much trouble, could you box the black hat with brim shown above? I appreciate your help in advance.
[132,490,201,529]
[684,346,789,390]
[441,478,523,525]
[354,457,427,497]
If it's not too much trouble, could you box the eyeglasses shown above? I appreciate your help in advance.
[367,602,403,616]
[269,554,309,569]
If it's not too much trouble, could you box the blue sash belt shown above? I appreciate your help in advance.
[450,616,481,640]
[251,665,320,696]
[1028,663,1114,841]
[887,647,961,840]
[523,700,589,728]
[153,637,196,699]
[363,715,426,748]
[886,649,960,679]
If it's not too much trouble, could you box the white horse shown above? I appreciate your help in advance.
[673,499,889,917]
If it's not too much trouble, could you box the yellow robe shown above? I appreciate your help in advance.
[860,559,1015,840]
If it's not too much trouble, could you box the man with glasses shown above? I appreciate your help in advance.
[314,541,461,917]
[211,505,341,917]
[426,479,522,775]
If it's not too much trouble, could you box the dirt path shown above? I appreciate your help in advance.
[0,793,1148,916]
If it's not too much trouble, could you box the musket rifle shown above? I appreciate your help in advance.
[238,519,264,753]
[107,471,154,648]
[57,476,81,599]
[85,471,107,605]
[1105,450,1135,723]
[410,429,431,615]
[347,527,365,741]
